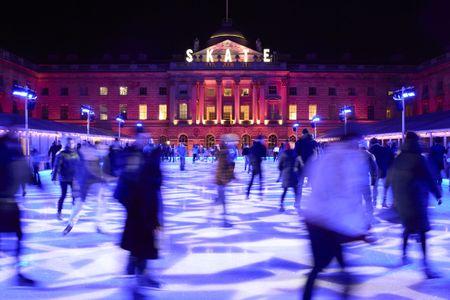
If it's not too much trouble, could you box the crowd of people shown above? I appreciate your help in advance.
[0,127,446,297]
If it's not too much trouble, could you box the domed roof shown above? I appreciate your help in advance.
[205,19,249,48]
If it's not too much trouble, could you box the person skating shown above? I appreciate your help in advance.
[52,137,81,222]
[0,133,36,286]
[114,136,163,288]
[385,132,443,279]
[246,135,267,199]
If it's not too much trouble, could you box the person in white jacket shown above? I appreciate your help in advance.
[302,133,371,300]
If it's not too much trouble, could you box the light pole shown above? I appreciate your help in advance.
[340,106,352,135]
[116,114,125,142]
[81,105,95,142]
[136,122,144,134]
[293,122,300,140]
[12,84,37,158]
[310,116,320,139]
[392,86,415,142]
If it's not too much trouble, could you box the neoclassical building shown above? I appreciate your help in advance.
[1,20,449,150]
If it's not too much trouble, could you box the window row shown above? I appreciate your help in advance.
[288,86,376,97]
[40,86,168,96]
[36,85,383,98]
[44,103,381,121]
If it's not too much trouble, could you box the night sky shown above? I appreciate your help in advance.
[0,0,449,64]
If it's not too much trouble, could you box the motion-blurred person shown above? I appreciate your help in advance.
[359,140,378,220]
[30,146,42,186]
[0,132,36,285]
[385,132,442,278]
[278,142,302,212]
[177,143,186,170]
[214,134,237,228]
[52,137,80,221]
[369,138,394,207]
[302,133,371,300]
[63,141,112,235]
[273,144,280,161]
[192,144,199,163]
[428,136,446,191]
[242,144,251,174]
[246,135,267,199]
[48,140,62,169]
[114,135,162,288]
[294,129,318,201]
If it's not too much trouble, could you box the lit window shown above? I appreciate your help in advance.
[241,88,249,96]
[139,104,147,120]
[179,103,188,119]
[223,105,232,120]
[159,104,167,120]
[289,104,297,120]
[240,105,249,120]
[223,88,232,97]
[100,87,108,96]
[206,106,216,120]
[206,88,215,97]
[119,86,128,96]
[386,108,392,119]
[308,104,317,120]
[100,104,108,120]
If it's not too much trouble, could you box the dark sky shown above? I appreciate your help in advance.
[1,0,449,64]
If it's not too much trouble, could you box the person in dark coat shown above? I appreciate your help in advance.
[0,132,36,286]
[428,136,446,190]
[52,137,81,221]
[48,140,62,169]
[114,141,162,288]
[385,132,442,278]
[278,142,302,212]
[369,138,394,207]
[246,135,267,198]
[294,129,318,202]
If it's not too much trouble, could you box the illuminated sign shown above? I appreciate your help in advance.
[186,48,271,63]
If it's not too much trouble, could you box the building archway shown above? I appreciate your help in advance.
[205,134,215,148]
[268,134,278,149]
[178,134,188,145]
[289,135,296,143]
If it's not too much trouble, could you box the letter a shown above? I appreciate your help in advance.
[224,49,232,62]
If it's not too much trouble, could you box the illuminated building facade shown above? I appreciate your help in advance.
[1,21,449,151]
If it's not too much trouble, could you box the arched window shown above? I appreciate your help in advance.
[205,134,215,148]
[289,135,297,143]
[268,134,278,149]
[159,136,168,145]
[242,134,251,147]
[179,134,188,145]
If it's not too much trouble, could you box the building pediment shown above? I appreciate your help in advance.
[186,40,271,63]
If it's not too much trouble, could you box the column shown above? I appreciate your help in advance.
[281,79,288,124]
[252,80,258,123]
[234,78,240,124]
[199,80,205,124]
[169,80,176,124]
[216,78,222,123]
[259,80,266,124]
[190,81,197,123]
